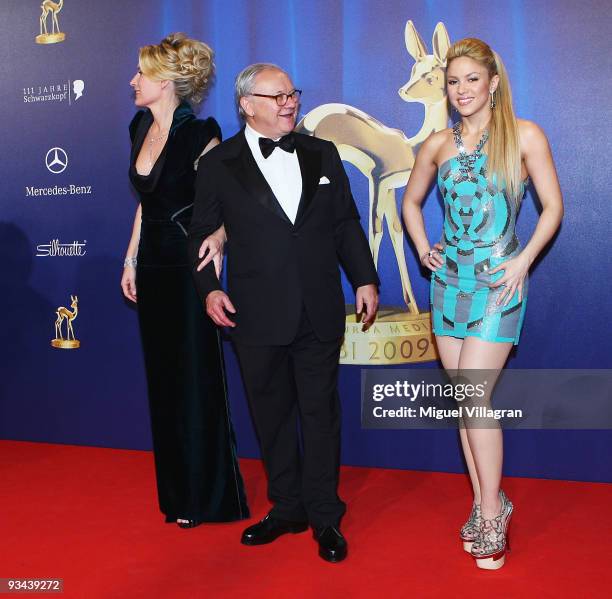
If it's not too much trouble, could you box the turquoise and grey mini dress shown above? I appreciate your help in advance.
[431,123,527,345]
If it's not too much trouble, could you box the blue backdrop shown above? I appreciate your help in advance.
[1,0,611,481]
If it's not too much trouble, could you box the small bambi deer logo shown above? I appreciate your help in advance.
[36,0,66,44]
[51,294,80,349]
[297,21,451,314]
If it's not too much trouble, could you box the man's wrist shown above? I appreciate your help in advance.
[356,282,378,291]
[206,289,225,301]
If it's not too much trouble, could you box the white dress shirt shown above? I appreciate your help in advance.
[244,123,302,224]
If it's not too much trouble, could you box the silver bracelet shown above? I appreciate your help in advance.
[124,256,137,268]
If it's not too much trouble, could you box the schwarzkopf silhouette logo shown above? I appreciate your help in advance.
[45,147,68,174]
[23,79,85,105]
[73,80,84,100]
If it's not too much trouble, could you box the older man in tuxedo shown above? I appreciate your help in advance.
[188,63,378,563]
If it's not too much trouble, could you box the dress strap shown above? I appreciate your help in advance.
[452,122,463,151]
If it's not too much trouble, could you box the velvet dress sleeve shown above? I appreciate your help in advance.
[191,117,222,167]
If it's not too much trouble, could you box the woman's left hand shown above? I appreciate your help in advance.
[488,253,530,306]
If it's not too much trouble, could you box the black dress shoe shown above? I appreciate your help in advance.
[314,526,348,563]
[177,519,201,529]
[241,514,308,545]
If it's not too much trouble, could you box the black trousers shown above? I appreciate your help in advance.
[233,310,345,529]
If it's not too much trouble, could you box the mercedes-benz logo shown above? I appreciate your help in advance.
[45,147,68,174]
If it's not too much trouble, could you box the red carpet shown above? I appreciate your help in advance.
[1,441,610,598]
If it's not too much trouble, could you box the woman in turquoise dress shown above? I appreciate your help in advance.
[402,38,563,569]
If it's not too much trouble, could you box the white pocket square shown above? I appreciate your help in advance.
[319,176,330,184]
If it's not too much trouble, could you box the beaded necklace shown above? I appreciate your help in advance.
[147,130,168,170]
[452,122,488,178]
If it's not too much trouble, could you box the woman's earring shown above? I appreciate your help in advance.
[489,90,496,109]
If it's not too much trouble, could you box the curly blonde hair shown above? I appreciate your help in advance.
[138,32,214,104]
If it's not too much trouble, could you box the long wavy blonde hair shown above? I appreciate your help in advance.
[446,38,522,202]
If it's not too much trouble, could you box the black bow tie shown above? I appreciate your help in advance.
[259,134,296,159]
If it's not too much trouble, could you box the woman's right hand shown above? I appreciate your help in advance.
[196,225,226,279]
[420,242,445,272]
[121,266,137,302]
[196,236,223,278]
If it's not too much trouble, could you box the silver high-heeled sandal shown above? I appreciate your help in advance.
[460,502,481,553]
[471,489,513,570]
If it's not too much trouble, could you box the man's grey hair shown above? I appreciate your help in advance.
[235,63,287,119]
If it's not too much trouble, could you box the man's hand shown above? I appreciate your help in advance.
[205,290,237,327]
[355,284,378,329]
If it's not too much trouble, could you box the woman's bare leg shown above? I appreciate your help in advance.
[435,336,481,504]
[457,337,513,519]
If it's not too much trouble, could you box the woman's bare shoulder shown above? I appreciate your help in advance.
[420,127,453,157]
[517,118,549,153]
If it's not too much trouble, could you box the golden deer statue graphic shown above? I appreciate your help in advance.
[36,0,66,44]
[51,295,80,349]
[296,21,451,315]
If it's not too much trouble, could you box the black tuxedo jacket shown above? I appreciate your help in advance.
[188,129,379,345]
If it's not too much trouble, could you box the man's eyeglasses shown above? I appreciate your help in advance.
[249,89,302,106]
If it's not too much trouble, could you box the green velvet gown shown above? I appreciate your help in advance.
[129,102,249,523]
